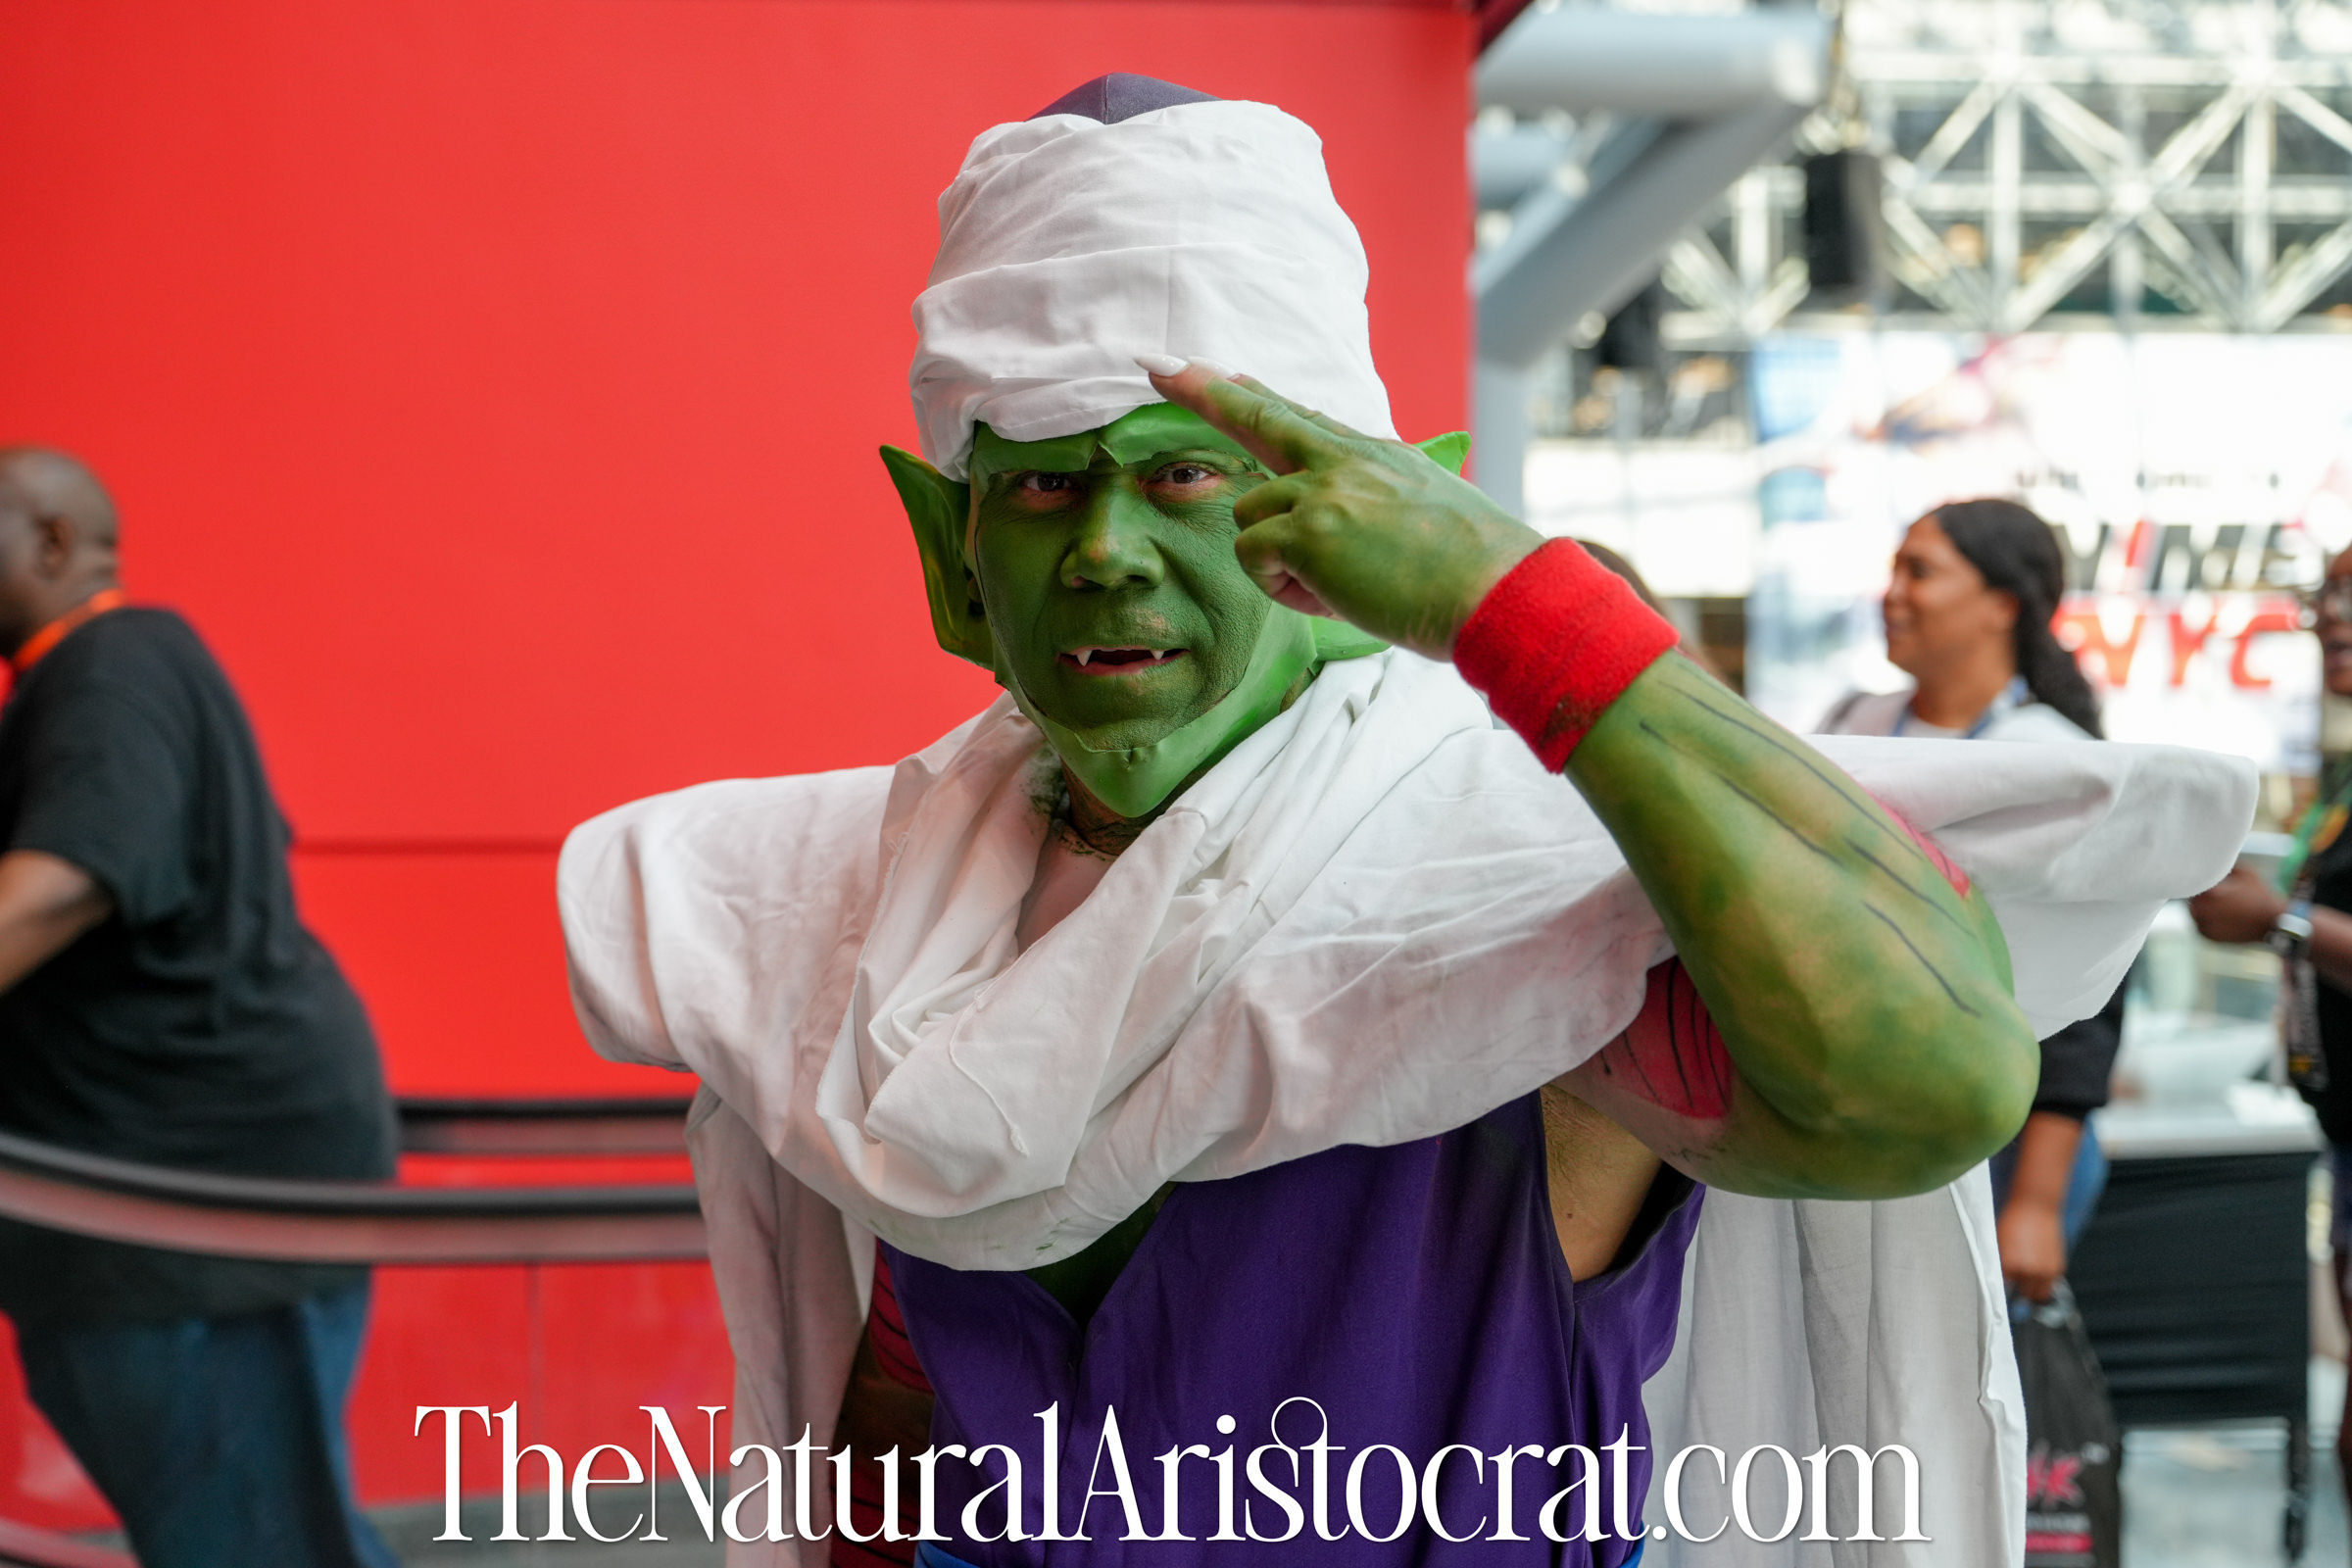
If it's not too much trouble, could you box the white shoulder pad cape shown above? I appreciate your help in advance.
[560,652,2253,1568]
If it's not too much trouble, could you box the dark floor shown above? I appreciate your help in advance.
[2124,1427,2341,1566]
[2119,1357,2347,1567]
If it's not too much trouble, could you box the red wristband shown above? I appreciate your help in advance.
[1453,538,1681,771]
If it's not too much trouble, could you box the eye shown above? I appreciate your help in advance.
[1148,463,1222,492]
[1009,471,1085,510]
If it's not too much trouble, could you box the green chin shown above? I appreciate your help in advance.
[1004,612,1381,819]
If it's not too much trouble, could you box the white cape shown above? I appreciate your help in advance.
[560,651,2253,1566]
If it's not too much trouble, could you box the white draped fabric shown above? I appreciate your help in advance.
[908,99,1396,479]
[560,650,2253,1566]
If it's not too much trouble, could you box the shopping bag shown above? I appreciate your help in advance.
[2013,1281,2123,1568]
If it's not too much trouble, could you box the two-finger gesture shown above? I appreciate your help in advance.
[1138,357,1544,662]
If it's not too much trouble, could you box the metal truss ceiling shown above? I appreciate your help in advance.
[1649,0,2352,340]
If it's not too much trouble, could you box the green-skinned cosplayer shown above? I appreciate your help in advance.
[561,74,2255,1568]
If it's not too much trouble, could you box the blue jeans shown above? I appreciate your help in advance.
[2058,1126,2108,1248]
[15,1277,396,1568]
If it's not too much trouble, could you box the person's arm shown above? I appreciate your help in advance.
[2189,862,2352,990]
[0,849,111,991]
[1544,650,2031,1196]
[1993,983,2122,1297]
[1145,363,2037,1200]
[1998,1110,2082,1301]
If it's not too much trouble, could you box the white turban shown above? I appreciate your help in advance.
[908,98,1398,479]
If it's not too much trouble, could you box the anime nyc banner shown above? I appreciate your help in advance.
[1746,331,2346,772]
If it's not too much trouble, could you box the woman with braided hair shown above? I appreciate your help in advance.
[1822,497,2119,1305]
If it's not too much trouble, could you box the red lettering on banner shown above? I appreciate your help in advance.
[2056,609,2144,687]
[2165,608,2220,685]
[2230,609,2300,690]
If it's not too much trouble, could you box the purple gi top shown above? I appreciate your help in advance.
[885,1093,1701,1564]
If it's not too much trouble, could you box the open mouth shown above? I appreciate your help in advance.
[1059,646,1189,675]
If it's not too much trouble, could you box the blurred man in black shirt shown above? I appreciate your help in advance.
[0,448,397,1567]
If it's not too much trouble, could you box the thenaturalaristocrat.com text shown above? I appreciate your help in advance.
[414,1399,1930,1547]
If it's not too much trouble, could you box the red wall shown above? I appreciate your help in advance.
[0,0,1470,1524]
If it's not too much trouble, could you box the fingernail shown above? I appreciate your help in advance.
[1134,353,1187,376]
[1191,358,1238,378]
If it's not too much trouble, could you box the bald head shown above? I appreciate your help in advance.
[0,449,117,550]
[0,448,121,657]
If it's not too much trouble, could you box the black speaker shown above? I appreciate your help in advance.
[1594,278,1668,378]
[1801,148,1884,303]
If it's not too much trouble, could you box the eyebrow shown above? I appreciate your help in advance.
[993,448,1251,480]
[1141,449,1250,466]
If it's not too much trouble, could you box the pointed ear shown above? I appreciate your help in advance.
[1414,431,1471,475]
[881,445,992,667]
[1312,617,1388,662]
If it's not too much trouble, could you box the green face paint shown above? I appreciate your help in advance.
[966,406,1300,817]
[881,407,1467,820]
[971,402,1265,479]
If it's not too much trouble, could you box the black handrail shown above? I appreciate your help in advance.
[396,1094,695,1155]
[0,1122,705,1265]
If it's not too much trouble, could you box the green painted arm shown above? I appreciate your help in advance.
[1559,652,2034,1199]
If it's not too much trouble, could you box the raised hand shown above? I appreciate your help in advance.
[1137,357,1543,661]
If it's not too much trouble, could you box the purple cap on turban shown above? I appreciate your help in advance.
[1030,74,1219,124]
